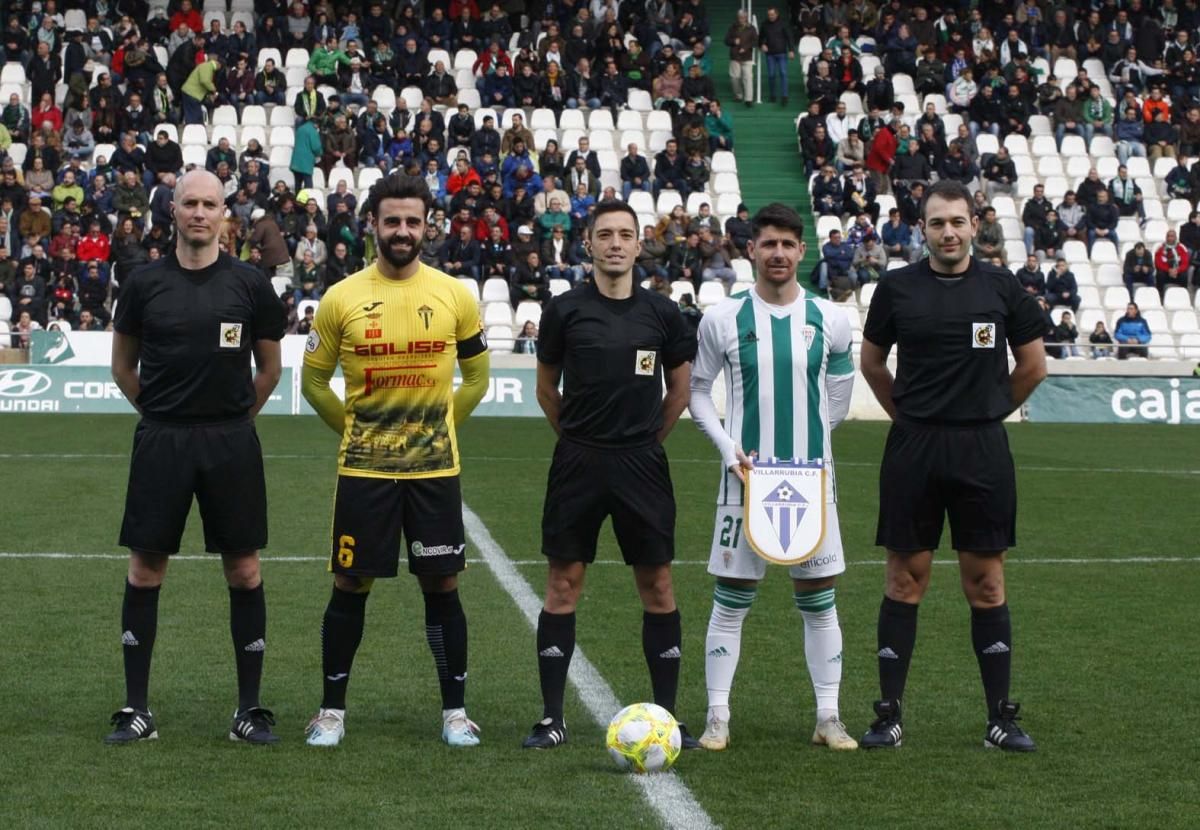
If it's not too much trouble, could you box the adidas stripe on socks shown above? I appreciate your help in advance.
[795,587,843,721]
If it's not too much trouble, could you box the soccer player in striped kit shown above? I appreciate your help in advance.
[689,203,858,751]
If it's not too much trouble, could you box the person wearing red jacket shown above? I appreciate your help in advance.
[865,119,899,195]
[446,158,483,195]
[474,206,509,242]
[1154,230,1190,295]
[449,0,480,20]
[170,0,203,33]
[76,221,112,263]
[472,42,513,78]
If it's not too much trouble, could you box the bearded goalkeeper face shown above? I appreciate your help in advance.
[374,197,426,277]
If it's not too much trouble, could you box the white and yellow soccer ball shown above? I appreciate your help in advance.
[605,703,682,773]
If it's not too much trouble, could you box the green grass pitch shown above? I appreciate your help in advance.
[1,414,1197,829]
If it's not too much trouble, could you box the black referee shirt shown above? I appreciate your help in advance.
[537,281,697,448]
[114,252,286,422]
[863,257,1045,424]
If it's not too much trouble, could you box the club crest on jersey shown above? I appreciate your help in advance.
[219,322,242,348]
[364,308,383,340]
[973,322,996,349]
[418,304,434,330]
[635,349,657,375]
[743,459,827,565]
[802,324,817,349]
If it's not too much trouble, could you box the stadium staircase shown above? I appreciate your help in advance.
[708,4,819,283]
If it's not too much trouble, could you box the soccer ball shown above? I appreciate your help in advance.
[605,703,682,773]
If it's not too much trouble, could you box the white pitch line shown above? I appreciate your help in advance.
[1,552,1197,566]
[460,505,719,830]
[0,451,1197,477]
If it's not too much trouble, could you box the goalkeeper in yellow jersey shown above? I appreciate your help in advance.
[300,174,490,748]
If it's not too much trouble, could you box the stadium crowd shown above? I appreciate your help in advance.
[793,0,1200,360]
[1,0,749,350]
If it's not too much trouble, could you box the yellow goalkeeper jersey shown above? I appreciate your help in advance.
[303,261,486,479]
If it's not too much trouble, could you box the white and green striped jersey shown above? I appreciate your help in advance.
[691,288,854,507]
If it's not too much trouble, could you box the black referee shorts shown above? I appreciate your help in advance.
[876,419,1017,555]
[541,438,675,566]
[330,474,466,578]
[119,417,267,555]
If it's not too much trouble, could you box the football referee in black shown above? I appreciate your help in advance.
[858,179,1047,752]
[522,201,699,750]
[106,170,286,745]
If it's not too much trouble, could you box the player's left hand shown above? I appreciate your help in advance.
[729,448,756,483]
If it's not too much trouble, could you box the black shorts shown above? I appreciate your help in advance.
[541,438,675,566]
[119,417,267,555]
[330,474,466,578]
[876,419,1017,554]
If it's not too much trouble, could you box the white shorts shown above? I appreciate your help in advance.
[707,503,846,581]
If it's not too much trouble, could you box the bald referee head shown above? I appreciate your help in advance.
[172,169,225,266]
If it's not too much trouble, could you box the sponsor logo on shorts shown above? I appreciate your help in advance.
[795,553,839,569]
[972,322,996,349]
[220,322,243,349]
[410,541,467,558]
[305,329,320,353]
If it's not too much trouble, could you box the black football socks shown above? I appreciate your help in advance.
[320,587,368,710]
[229,582,267,712]
[536,609,576,722]
[877,596,919,703]
[424,589,469,710]
[121,580,160,711]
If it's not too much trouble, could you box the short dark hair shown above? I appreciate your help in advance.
[587,200,639,236]
[365,172,433,218]
[750,202,805,240]
[919,179,974,220]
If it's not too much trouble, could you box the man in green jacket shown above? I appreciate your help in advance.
[182,56,221,125]
[308,37,350,86]
[1082,86,1114,142]
[705,100,734,152]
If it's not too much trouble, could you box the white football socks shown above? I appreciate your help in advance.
[795,588,842,722]
[705,584,757,718]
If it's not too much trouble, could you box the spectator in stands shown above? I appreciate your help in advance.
[1081,85,1114,143]
[1054,190,1085,244]
[1124,241,1156,298]
[180,54,220,125]
[801,124,837,177]
[653,139,688,199]
[615,143,650,202]
[698,227,735,288]
[440,223,481,282]
[513,320,538,354]
[890,139,931,195]
[248,208,290,279]
[1076,167,1106,209]
[1141,110,1177,164]
[1053,311,1080,358]
[1089,321,1114,358]
[817,228,853,294]
[113,169,149,223]
[2,93,30,144]
[836,128,867,171]
[510,250,549,307]
[1016,255,1046,297]
[804,59,838,115]
[669,229,704,286]
[968,83,1003,138]
[706,99,734,153]
[31,91,62,134]
[634,224,670,283]
[726,9,757,107]
[481,224,514,282]
[542,224,580,284]
[145,128,182,190]
[1108,166,1145,222]
[1045,259,1080,312]
[974,206,1007,264]
[841,164,878,223]
[759,6,793,107]
[812,165,843,217]
[1086,189,1120,252]
[850,233,886,286]
[1155,230,1191,296]
[877,208,911,262]
[1112,106,1147,166]
[321,114,357,175]
[1114,302,1151,359]
[537,195,572,240]
[1001,84,1032,138]
[1052,84,1086,149]
[291,118,323,191]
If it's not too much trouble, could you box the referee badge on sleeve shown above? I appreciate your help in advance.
[219,322,243,349]
[635,349,657,375]
[972,322,996,349]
